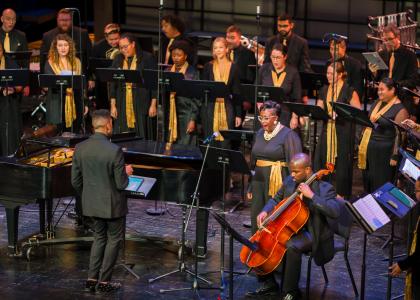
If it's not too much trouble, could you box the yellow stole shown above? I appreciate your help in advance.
[358,97,398,169]
[256,159,288,197]
[271,68,286,87]
[325,80,344,165]
[168,62,189,143]
[404,216,419,300]
[49,58,81,128]
[165,38,174,64]
[122,56,137,129]
[0,56,5,69]
[212,61,231,141]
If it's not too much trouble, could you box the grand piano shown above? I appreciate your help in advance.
[0,135,222,257]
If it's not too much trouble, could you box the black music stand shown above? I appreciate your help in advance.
[299,72,328,98]
[220,129,255,212]
[95,68,142,134]
[5,51,32,69]
[88,58,113,72]
[38,74,86,133]
[200,145,250,295]
[0,69,30,155]
[143,69,185,142]
[283,102,329,158]
[331,102,374,128]
[175,79,229,108]
[241,83,285,104]
[210,211,258,300]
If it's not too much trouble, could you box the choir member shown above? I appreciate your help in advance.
[358,77,409,192]
[264,14,312,73]
[0,42,22,156]
[314,62,361,198]
[44,34,84,132]
[201,37,242,148]
[109,33,157,139]
[258,43,301,129]
[165,40,200,145]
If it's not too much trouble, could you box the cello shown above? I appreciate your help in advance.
[239,164,334,275]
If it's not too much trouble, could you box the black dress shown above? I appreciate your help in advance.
[258,63,302,127]
[109,49,157,139]
[363,101,405,193]
[44,61,84,133]
[0,58,22,156]
[164,64,200,145]
[314,82,355,197]
[201,62,242,148]
[249,127,302,234]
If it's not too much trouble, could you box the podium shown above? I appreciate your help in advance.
[38,74,86,133]
[0,69,30,154]
[95,68,142,134]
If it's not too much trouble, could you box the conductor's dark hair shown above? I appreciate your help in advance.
[162,15,185,35]
[277,14,293,23]
[380,77,399,95]
[271,43,288,56]
[260,100,282,118]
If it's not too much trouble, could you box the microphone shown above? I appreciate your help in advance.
[203,132,219,144]
[323,33,348,43]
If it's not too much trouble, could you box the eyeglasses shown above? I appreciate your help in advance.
[119,44,131,50]
[270,55,284,61]
[258,116,277,122]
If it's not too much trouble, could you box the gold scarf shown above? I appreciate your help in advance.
[168,62,189,143]
[0,56,5,69]
[271,69,286,87]
[404,216,419,300]
[358,97,398,169]
[212,61,231,141]
[325,80,344,165]
[165,38,174,64]
[122,56,138,128]
[49,58,81,128]
[256,159,288,197]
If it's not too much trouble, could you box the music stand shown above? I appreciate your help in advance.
[200,145,250,295]
[220,129,255,212]
[283,102,329,158]
[143,69,185,142]
[175,79,229,107]
[0,69,30,155]
[95,68,142,134]
[5,51,32,69]
[240,83,285,104]
[332,102,374,128]
[88,58,113,74]
[38,74,86,133]
[299,72,328,98]
[382,116,420,151]
[210,211,258,300]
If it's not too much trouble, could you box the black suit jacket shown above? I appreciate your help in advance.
[376,46,418,89]
[264,32,312,73]
[232,45,256,84]
[92,38,112,58]
[327,55,364,98]
[0,28,28,52]
[40,26,92,73]
[263,175,340,266]
[71,133,129,219]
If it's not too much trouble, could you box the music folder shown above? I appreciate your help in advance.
[372,182,416,218]
[125,175,156,198]
[399,149,420,183]
[362,52,388,70]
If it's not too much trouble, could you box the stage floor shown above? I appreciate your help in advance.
[0,185,408,299]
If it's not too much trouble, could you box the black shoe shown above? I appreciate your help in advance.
[281,289,301,300]
[84,280,97,293]
[246,282,279,297]
[96,282,121,293]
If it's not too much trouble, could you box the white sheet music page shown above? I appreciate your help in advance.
[353,194,391,231]
[401,158,420,181]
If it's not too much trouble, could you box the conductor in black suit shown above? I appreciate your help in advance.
[264,14,312,73]
[40,8,92,73]
[71,109,133,293]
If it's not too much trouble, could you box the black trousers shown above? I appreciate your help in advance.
[88,216,125,282]
[260,230,313,293]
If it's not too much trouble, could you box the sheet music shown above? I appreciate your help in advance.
[401,157,420,181]
[353,194,391,231]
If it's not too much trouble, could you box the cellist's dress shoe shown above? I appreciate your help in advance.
[246,282,279,297]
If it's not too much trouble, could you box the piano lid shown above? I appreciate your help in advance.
[118,140,203,161]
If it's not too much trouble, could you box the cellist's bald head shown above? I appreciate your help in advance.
[289,153,312,183]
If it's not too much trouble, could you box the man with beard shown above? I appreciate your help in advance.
[264,14,312,73]
[40,8,92,73]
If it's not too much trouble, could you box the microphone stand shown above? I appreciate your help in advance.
[253,6,261,132]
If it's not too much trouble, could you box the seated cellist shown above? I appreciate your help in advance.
[249,153,340,300]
